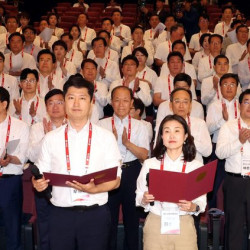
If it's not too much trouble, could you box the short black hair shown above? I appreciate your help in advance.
[174,73,192,87]
[209,34,223,44]
[0,86,10,110]
[81,58,98,69]
[112,9,122,16]
[236,24,248,34]
[133,97,145,117]
[167,51,184,63]
[8,32,25,43]
[164,14,176,23]
[45,89,64,104]
[111,86,133,100]
[199,33,211,47]
[20,68,39,82]
[214,54,229,65]
[0,51,5,62]
[121,55,139,67]
[18,11,30,20]
[37,49,56,63]
[239,89,250,104]
[247,38,250,48]
[97,30,111,39]
[63,74,94,101]
[91,37,107,48]
[222,6,233,13]
[77,13,89,20]
[22,25,37,35]
[69,24,81,38]
[6,16,18,24]
[230,19,242,29]
[219,73,239,87]
[170,88,192,102]
[131,25,144,34]
[153,114,196,162]
[170,23,184,34]
[61,32,73,40]
[101,17,113,25]
[52,40,67,52]
[172,39,186,51]
[132,47,148,58]
[199,13,209,21]
[47,12,59,25]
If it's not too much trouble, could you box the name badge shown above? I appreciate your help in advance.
[161,206,180,235]
[241,155,250,176]
[70,188,90,204]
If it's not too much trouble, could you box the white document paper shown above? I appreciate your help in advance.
[6,139,20,155]
[227,30,238,44]
[40,27,53,42]
[154,22,166,34]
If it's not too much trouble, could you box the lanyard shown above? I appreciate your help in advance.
[107,49,111,60]
[0,73,4,87]
[111,115,131,141]
[69,49,75,62]
[238,118,243,154]
[222,22,224,36]
[19,96,39,125]
[61,58,67,78]
[168,40,171,52]
[248,58,250,72]
[4,116,11,147]
[208,55,212,69]
[160,157,187,172]
[221,99,238,119]
[112,25,122,35]
[83,27,88,41]
[9,51,24,70]
[167,74,172,98]
[103,59,109,72]
[142,71,146,80]
[30,44,35,56]
[187,115,191,129]
[64,122,93,173]
[150,29,153,39]
[122,78,137,95]
[93,81,97,104]
[5,34,8,45]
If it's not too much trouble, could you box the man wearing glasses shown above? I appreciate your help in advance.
[8,68,46,125]
[216,88,250,250]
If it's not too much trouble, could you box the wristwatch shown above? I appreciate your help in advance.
[195,205,200,212]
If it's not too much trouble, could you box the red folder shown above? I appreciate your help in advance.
[149,160,217,203]
[43,167,118,187]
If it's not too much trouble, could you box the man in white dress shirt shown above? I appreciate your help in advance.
[98,86,149,250]
[81,59,108,119]
[77,13,96,51]
[32,75,121,250]
[0,86,29,250]
[0,51,19,101]
[214,6,233,38]
[61,33,83,72]
[23,26,42,63]
[198,34,223,82]
[225,24,249,74]
[156,73,204,133]
[111,10,131,47]
[8,68,46,125]
[101,17,121,53]
[73,0,89,12]
[4,32,37,78]
[91,37,121,88]
[216,89,250,250]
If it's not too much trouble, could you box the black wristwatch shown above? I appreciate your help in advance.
[136,87,141,93]
[195,205,200,212]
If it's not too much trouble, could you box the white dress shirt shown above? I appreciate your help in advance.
[206,98,240,143]
[111,24,131,47]
[121,41,154,66]
[8,95,47,125]
[23,43,42,63]
[0,33,10,54]
[88,48,119,64]
[108,78,152,107]
[4,51,37,74]
[154,40,192,62]
[226,42,247,74]
[154,74,174,101]
[55,59,77,77]
[238,56,250,90]
[198,54,215,82]
[110,35,122,53]
[0,26,7,34]
[80,26,96,51]
[141,119,153,143]
[0,115,29,175]
[0,73,19,100]
[72,38,87,52]
[98,115,149,162]
[160,62,197,100]
[66,48,83,72]
[33,35,58,50]
[36,120,122,207]
[201,75,242,107]
[156,99,204,131]
[94,57,121,88]
[143,28,160,49]
[136,153,206,215]
[73,2,89,12]
[216,118,250,173]
[214,21,231,37]
[189,31,211,52]
[192,50,208,73]
[52,27,64,40]
[136,66,158,90]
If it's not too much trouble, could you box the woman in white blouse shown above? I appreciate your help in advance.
[47,13,64,40]
[136,114,206,250]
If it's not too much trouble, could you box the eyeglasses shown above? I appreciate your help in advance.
[173,99,190,105]
[123,63,137,67]
[21,79,37,84]
[47,100,64,106]
[242,100,250,106]
[222,83,237,88]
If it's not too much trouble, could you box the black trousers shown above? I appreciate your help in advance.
[108,159,142,250]
[224,174,250,250]
[49,204,111,250]
[0,175,22,250]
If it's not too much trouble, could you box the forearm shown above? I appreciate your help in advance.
[125,141,148,161]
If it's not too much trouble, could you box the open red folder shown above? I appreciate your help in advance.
[43,167,118,187]
[149,160,217,203]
